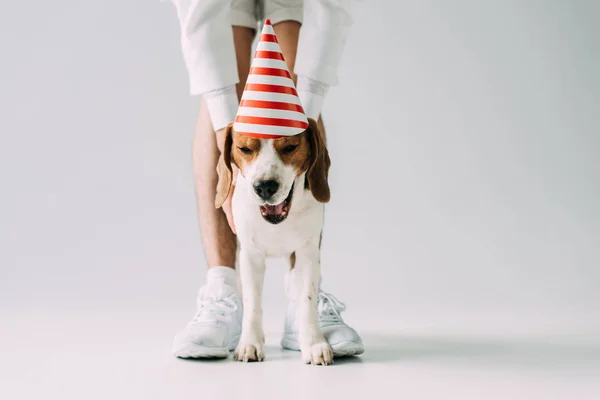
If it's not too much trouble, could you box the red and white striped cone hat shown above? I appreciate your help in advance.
[233,19,309,139]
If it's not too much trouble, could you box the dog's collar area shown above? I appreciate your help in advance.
[259,183,294,225]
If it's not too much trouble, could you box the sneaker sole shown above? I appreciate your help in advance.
[281,337,364,357]
[173,342,230,359]
[331,340,365,357]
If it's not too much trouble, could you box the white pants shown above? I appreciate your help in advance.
[231,0,304,29]
[171,0,355,129]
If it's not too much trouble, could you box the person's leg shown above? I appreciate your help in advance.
[272,21,300,81]
[192,26,254,269]
[272,19,364,357]
[173,26,255,359]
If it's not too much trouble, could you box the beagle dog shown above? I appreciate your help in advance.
[215,118,333,365]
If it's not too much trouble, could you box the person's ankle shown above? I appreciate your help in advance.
[206,266,236,287]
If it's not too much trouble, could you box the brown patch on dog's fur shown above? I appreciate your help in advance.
[215,124,234,208]
[274,118,331,203]
[305,118,331,203]
[231,133,261,173]
[215,124,261,208]
[274,133,310,174]
[289,252,296,270]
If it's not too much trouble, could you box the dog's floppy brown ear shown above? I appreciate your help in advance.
[215,123,234,208]
[306,118,331,203]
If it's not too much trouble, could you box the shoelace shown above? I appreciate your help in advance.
[193,293,239,323]
[317,292,347,323]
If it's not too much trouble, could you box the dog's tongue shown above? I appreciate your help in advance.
[261,201,285,215]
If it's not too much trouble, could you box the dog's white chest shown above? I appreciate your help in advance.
[232,176,323,257]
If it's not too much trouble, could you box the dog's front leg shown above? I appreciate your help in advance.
[295,241,333,365]
[233,247,265,362]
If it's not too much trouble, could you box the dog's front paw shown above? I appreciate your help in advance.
[301,341,333,366]
[234,342,264,362]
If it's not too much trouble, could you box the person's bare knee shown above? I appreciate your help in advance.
[272,21,301,81]
[233,26,255,99]
[192,26,254,268]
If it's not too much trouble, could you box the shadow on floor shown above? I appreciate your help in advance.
[267,346,364,365]
[177,356,231,364]
[171,345,366,366]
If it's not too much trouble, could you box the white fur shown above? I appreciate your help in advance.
[232,140,333,365]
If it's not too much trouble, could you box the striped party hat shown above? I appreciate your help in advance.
[233,19,309,139]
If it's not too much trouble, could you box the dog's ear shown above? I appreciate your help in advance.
[215,123,234,209]
[306,118,331,203]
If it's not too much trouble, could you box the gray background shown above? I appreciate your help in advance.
[1,0,599,342]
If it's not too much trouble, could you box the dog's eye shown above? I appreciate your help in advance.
[281,145,298,154]
[238,146,252,154]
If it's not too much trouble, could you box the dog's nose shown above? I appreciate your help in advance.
[253,180,279,200]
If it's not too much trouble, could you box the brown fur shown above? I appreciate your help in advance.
[305,118,331,203]
[274,118,331,203]
[232,134,261,172]
[273,134,310,174]
[215,124,234,209]
[215,124,262,208]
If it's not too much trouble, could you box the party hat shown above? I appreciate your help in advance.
[233,20,309,139]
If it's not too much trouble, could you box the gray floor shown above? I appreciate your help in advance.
[2,308,599,400]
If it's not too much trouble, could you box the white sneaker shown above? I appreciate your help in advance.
[281,291,365,357]
[172,279,242,358]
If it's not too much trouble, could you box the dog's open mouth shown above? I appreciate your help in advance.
[260,184,294,224]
